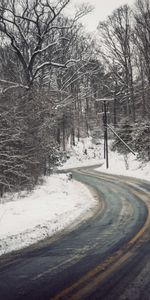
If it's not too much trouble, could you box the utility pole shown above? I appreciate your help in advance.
[103,101,109,168]
[96,98,113,169]
[96,98,136,168]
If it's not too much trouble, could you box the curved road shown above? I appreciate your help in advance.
[0,167,150,300]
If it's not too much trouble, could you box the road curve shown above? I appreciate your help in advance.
[0,167,150,300]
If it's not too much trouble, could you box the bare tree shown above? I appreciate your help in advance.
[133,0,150,117]
[0,0,92,90]
[98,5,136,121]
[134,0,150,83]
[0,0,97,195]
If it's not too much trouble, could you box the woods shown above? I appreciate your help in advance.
[0,0,150,196]
[97,0,150,161]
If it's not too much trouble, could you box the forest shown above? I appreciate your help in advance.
[0,0,150,196]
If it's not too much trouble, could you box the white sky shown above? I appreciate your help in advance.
[65,0,135,32]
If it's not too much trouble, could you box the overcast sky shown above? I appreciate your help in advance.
[65,0,135,32]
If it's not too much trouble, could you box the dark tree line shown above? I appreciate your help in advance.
[0,0,103,196]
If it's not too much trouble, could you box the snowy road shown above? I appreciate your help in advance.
[0,168,150,300]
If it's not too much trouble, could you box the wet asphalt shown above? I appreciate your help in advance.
[0,168,149,300]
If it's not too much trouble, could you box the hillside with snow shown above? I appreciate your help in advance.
[61,138,150,182]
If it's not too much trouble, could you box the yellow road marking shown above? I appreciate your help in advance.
[51,171,150,300]
[70,252,132,300]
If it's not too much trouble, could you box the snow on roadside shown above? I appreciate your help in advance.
[61,137,150,182]
[60,137,102,169]
[60,137,150,183]
[95,150,150,182]
[0,174,97,256]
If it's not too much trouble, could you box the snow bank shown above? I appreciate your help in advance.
[62,137,150,182]
[96,150,150,182]
[0,174,97,256]
[60,137,102,169]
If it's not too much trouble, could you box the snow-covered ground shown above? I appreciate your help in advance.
[96,150,150,181]
[0,174,97,256]
[62,137,150,182]
[0,137,150,256]
[60,137,102,169]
